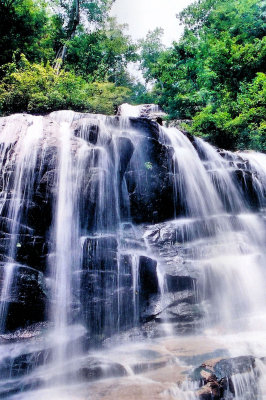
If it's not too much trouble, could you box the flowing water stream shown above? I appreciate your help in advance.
[0,107,265,399]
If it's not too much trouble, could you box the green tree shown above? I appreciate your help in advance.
[53,0,114,69]
[0,0,60,66]
[145,0,266,150]
[139,28,165,84]
[65,18,137,84]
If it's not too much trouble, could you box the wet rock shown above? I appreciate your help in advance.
[26,199,53,235]
[38,145,58,173]
[0,264,47,332]
[119,253,132,274]
[140,289,198,323]
[78,358,127,381]
[0,217,33,235]
[38,169,57,195]
[139,256,158,299]
[73,120,99,144]
[192,355,258,399]
[213,355,256,379]
[132,360,167,374]
[233,169,260,208]
[196,378,225,400]
[0,348,51,379]
[117,136,134,179]
[0,321,50,343]
[165,274,196,292]
[155,302,203,324]
[82,236,118,272]
[15,235,48,272]
[81,238,143,338]
[125,151,175,223]
[128,117,160,140]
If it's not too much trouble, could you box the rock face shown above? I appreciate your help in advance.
[0,112,177,337]
[0,111,264,336]
[0,109,266,398]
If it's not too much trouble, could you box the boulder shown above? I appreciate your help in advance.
[192,355,258,399]
[77,358,127,381]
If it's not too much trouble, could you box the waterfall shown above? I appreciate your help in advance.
[0,109,266,399]
[0,115,43,332]
[239,152,266,209]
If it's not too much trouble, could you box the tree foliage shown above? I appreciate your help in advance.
[142,0,266,150]
[0,0,136,115]
[0,0,265,152]
[0,55,130,114]
[0,0,59,66]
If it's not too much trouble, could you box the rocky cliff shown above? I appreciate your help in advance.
[0,108,265,399]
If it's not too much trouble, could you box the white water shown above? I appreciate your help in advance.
[120,103,143,117]
[0,116,43,331]
[161,127,223,217]
[159,128,266,328]
[0,112,266,399]
[240,151,266,209]
[0,263,16,332]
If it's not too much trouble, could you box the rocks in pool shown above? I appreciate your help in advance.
[192,355,259,399]
[78,358,128,381]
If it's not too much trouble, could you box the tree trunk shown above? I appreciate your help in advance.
[54,0,80,73]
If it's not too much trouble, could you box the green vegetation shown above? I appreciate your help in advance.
[0,0,135,115]
[0,0,265,150]
[0,55,130,113]
[140,0,266,150]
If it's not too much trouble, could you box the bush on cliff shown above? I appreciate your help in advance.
[0,56,131,115]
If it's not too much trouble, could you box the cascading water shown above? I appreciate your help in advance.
[0,107,266,400]
[0,115,44,332]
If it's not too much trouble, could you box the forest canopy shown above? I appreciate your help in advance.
[0,0,136,114]
[0,0,265,150]
[140,0,266,150]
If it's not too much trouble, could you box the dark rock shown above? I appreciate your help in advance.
[15,235,48,272]
[192,355,258,400]
[128,117,160,140]
[87,124,99,145]
[155,302,203,324]
[26,199,53,235]
[38,169,57,196]
[233,169,260,208]
[82,236,118,271]
[0,217,33,235]
[73,121,99,144]
[0,348,51,379]
[0,322,50,343]
[117,136,134,179]
[165,274,196,292]
[139,256,158,299]
[0,264,47,332]
[213,355,256,379]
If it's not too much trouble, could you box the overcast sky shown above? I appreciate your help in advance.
[111,0,195,46]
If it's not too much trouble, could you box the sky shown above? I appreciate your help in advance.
[111,0,195,46]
